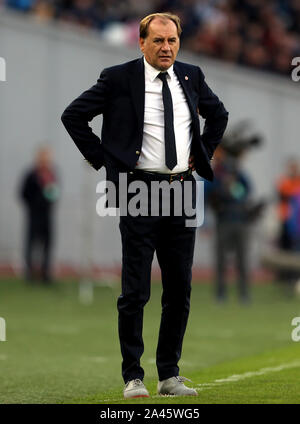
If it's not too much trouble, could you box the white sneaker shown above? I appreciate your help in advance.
[157,376,198,396]
[124,379,150,399]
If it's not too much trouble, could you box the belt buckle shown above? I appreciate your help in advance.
[169,174,175,183]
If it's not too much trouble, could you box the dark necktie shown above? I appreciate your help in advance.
[157,72,177,170]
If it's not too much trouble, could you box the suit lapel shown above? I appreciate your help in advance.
[174,62,213,178]
[173,63,198,123]
[129,58,145,133]
[174,62,202,145]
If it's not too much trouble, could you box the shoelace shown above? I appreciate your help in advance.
[175,376,192,384]
[125,378,143,388]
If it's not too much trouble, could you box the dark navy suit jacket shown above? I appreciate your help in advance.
[61,57,228,181]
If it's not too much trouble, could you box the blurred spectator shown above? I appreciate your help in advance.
[242,42,271,71]
[276,158,300,283]
[4,0,299,76]
[205,147,252,303]
[19,146,59,283]
[205,121,265,303]
[33,0,55,21]
[5,0,35,12]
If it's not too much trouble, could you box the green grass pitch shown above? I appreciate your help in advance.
[0,277,299,404]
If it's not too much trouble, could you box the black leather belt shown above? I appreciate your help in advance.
[130,168,192,183]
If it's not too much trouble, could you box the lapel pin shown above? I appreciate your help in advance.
[185,76,189,80]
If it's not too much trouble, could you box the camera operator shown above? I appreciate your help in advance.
[205,122,264,303]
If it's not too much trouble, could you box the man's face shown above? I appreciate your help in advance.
[139,18,180,71]
[36,148,52,170]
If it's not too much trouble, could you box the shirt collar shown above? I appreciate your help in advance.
[143,56,174,83]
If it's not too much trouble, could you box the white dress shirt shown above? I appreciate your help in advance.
[135,57,193,174]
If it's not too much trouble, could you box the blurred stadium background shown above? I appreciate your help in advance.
[0,0,300,404]
[1,0,299,277]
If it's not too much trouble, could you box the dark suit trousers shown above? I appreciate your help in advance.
[117,174,196,383]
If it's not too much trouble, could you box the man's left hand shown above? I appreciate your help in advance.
[189,155,195,171]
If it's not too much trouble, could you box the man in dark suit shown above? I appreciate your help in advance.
[62,12,228,398]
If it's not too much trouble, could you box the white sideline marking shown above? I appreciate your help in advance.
[99,361,300,402]
[197,361,300,389]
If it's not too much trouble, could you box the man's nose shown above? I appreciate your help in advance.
[161,41,171,51]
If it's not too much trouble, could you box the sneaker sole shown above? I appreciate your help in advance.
[124,395,150,399]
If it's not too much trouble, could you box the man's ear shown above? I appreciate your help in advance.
[139,37,145,53]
